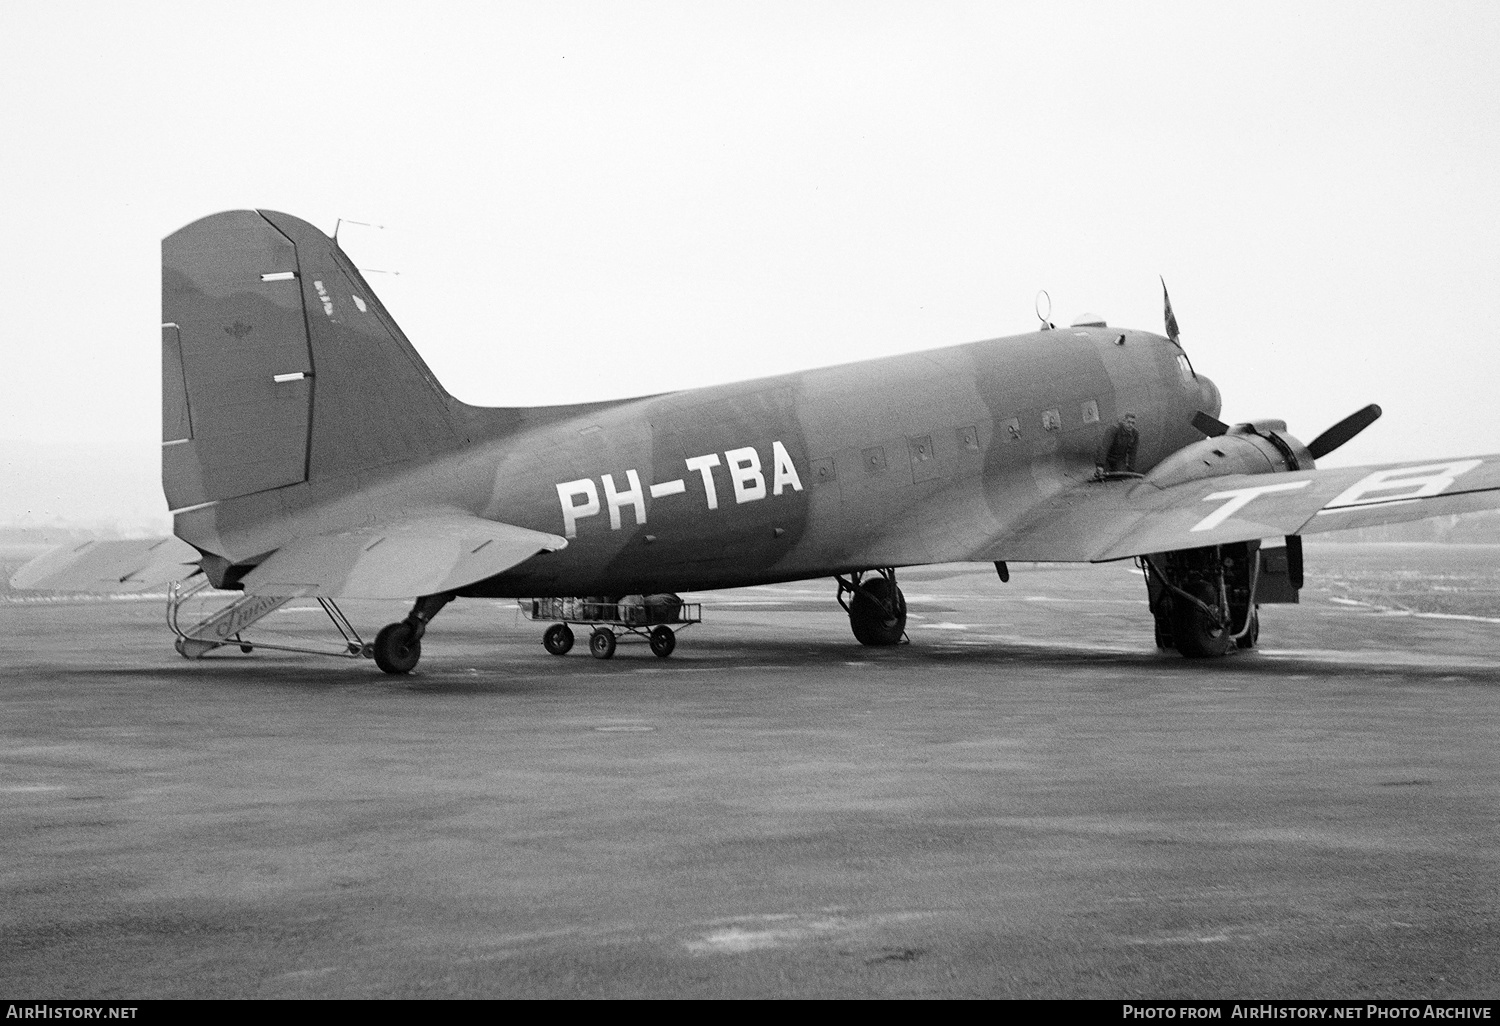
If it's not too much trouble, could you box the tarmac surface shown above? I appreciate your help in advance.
[2,545,1499,999]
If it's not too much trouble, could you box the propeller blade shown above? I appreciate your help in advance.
[1161,276,1181,346]
[1192,411,1229,437]
[1306,404,1382,459]
[1284,535,1304,590]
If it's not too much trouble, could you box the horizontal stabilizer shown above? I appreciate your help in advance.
[986,453,1500,562]
[9,537,202,592]
[239,513,567,599]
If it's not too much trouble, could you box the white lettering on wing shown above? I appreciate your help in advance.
[1191,480,1310,532]
[1317,460,1482,514]
[649,479,686,499]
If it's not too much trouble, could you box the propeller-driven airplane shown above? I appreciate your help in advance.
[13,210,1500,672]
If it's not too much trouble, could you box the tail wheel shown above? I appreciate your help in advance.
[1172,582,1231,659]
[589,629,617,660]
[374,622,422,674]
[1235,609,1260,650]
[649,626,676,658]
[543,623,574,656]
[850,578,906,646]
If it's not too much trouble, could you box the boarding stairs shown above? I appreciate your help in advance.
[167,576,369,660]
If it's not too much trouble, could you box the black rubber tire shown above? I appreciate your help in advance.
[649,625,676,658]
[849,578,906,646]
[543,623,574,656]
[589,629,617,660]
[1172,583,1231,659]
[1235,609,1260,650]
[374,622,422,674]
[1152,596,1175,650]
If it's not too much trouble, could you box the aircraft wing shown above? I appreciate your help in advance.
[9,536,203,592]
[238,513,567,598]
[987,453,1500,562]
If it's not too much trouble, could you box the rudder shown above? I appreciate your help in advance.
[162,210,463,512]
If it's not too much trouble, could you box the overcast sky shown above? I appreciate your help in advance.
[2,1,1498,526]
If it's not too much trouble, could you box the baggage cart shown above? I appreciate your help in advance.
[519,596,702,659]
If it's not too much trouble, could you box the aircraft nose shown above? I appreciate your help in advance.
[1197,372,1222,418]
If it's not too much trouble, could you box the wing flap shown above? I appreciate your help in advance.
[239,513,567,598]
[989,453,1500,562]
[9,537,202,592]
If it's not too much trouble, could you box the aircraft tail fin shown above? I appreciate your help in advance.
[162,210,466,511]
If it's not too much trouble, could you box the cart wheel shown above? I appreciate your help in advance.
[543,623,574,656]
[649,625,676,658]
[589,629,617,660]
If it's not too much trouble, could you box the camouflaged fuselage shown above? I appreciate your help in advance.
[166,210,1218,596]
[464,327,1219,595]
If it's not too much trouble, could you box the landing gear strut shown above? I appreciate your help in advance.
[1142,542,1261,659]
[836,568,907,646]
[373,592,453,675]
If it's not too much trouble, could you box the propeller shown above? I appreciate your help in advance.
[1167,279,1379,459]
[1190,405,1381,460]
[1306,404,1382,459]
[1192,411,1229,437]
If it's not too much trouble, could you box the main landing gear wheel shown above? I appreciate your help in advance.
[850,578,907,647]
[589,629,617,660]
[1172,582,1231,659]
[649,625,676,658]
[1235,609,1260,651]
[1153,610,1174,650]
[543,623,575,656]
[373,622,422,674]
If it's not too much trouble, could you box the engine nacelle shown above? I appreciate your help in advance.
[1144,419,1314,489]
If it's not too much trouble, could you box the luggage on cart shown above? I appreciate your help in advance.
[520,593,702,660]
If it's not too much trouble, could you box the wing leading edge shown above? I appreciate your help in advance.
[983,453,1500,562]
